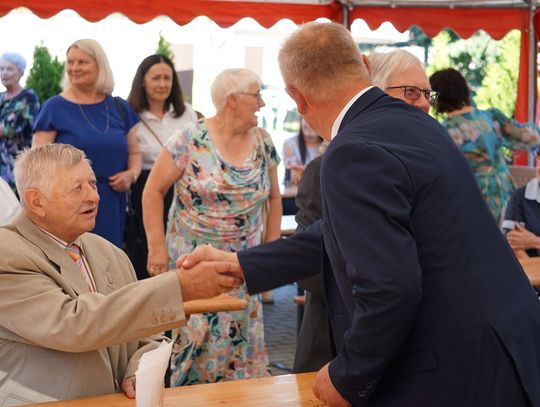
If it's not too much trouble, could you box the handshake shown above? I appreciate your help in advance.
[174,245,245,302]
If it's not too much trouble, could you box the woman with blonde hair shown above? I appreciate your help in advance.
[33,39,141,247]
[143,68,281,385]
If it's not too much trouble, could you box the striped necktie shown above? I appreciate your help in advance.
[65,243,96,292]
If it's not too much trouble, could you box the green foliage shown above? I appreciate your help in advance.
[427,29,520,118]
[25,43,63,103]
[475,30,520,117]
[156,32,174,60]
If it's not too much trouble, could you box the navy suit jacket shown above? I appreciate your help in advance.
[239,88,540,406]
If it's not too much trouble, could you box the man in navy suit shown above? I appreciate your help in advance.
[180,23,540,406]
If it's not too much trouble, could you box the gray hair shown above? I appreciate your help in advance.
[369,49,424,89]
[210,68,261,111]
[62,39,115,95]
[278,22,370,101]
[0,52,26,74]
[14,144,88,207]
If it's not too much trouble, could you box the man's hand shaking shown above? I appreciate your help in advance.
[176,245,244,302]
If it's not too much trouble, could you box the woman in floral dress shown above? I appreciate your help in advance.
[143,68,281,385]
[0,52,39,192]
[430,68,540,221]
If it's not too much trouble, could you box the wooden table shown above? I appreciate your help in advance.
[36,373,323,406]
[184,295,247,315]
[280,215,298,237]
[519,257,540,287]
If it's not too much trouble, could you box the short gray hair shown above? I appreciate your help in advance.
[0,52,26,74]
[62,39,115,95]
[14,144,88,207]
[210,68,261,111]
[369,50,424,89]
[278,22,370,101]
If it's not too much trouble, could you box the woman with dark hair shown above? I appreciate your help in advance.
[430,68,539,221]
[126,54,198,279]
[282,118,322,186]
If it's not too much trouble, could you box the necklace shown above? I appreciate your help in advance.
[78,101,110,133]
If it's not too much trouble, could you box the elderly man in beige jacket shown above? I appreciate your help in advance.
[0,143,242,406]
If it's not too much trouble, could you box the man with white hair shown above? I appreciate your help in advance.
[0,143,242,404]
[181,22,540,406]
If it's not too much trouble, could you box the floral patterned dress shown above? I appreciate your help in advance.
[166,121,280,386]
[443,108,539,221]
[0,89,39,191]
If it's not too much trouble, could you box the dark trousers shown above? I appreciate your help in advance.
[124,169,173,280]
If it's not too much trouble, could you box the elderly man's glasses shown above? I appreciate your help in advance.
[386,86,439,106]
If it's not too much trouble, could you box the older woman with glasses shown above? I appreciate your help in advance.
[369,49,438,113]
[143,68,281,386]
[430,68,540,221]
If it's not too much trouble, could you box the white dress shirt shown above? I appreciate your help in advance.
[331,86,374,140]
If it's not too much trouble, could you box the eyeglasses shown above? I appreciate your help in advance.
[239,92,263,101]
[386,86,439,106]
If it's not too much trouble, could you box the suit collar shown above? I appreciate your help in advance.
[337,87,387,134]
[13,214,106,295]
[80,238,115,294]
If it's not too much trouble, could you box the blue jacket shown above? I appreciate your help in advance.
[239,87,540,406]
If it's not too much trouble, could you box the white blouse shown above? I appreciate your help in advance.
[136,103,198,170]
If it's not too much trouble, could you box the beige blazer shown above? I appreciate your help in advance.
[0,215,186,406]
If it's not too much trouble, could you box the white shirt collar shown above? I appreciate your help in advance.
[36,225,82,248]
[524,178,540,204]
[330,86,374,140]
[140,106,175,121]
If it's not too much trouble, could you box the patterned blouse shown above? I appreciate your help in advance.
[165,120,280,256]
[443,108,539,221]
[0,88,39,191]
[165,120,280,386]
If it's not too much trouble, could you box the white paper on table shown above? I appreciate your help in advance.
[135,340,173,407]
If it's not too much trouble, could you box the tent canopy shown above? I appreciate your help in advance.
[1,0,535,36]
[1,0,537,121]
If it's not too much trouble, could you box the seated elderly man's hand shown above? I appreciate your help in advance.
[177,259,244,302]
[122,375,136,398]
[176,244,237,269]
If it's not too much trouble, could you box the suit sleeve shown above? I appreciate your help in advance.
[323,142,421,405]
[239,221,322,294]
[0,237,186,353]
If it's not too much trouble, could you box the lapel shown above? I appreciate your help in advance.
[338,87,387,133]
[80,235,116,295]
[14,214,90,296]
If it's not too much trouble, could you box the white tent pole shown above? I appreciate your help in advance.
[338,0,351,28]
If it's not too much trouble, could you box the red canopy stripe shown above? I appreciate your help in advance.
[0,0,343,27]
[350,7,528,40]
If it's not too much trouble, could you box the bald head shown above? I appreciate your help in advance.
[278,22,371,101]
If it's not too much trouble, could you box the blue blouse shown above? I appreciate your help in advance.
[33,95,139,247]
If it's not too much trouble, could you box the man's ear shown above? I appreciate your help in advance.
[286,86,308,115]
[24,188,46,217]
[362,54,372,77]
